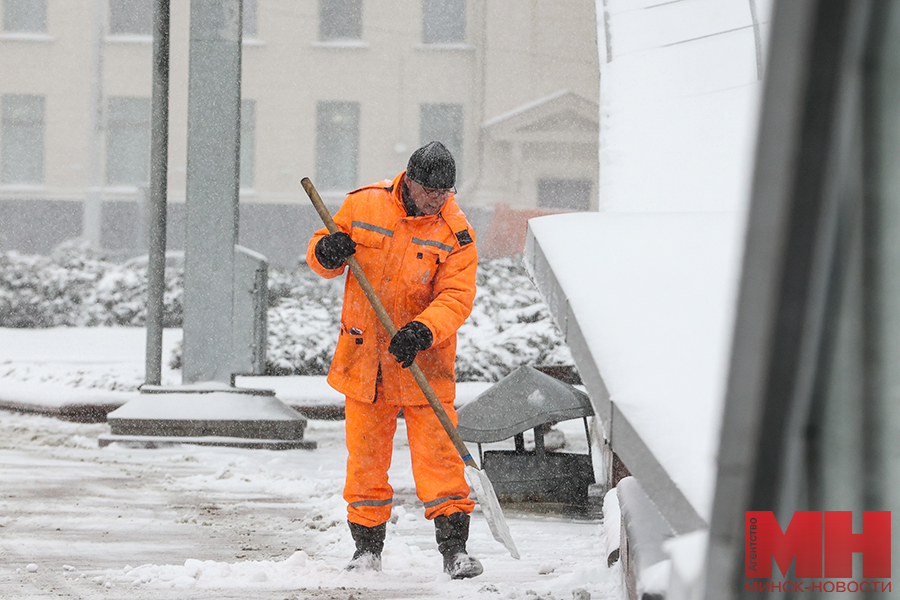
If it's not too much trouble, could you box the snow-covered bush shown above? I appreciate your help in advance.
[262,256,573,381]
[456,257,573,381]
[263,266,343,376]
[0,244,571,381]
[0,240,183,328]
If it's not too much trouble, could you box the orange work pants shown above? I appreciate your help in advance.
[344,395,475,527]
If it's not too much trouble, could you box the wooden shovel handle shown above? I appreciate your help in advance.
[301,178,478,468]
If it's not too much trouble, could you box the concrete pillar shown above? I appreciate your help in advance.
[182,0,243,384]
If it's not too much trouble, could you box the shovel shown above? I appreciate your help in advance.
[302,177,520,560]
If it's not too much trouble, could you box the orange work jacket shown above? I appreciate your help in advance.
[307,171,478,406]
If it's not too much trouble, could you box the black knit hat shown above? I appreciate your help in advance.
[406,141,456,189]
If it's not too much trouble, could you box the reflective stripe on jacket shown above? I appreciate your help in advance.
[306,171,478,405]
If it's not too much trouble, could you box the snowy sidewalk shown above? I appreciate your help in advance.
[0,410,622,600]
[0,326,623,598]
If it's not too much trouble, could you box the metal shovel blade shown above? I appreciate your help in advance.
[465,464,520,559]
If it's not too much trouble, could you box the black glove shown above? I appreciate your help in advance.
[388,321,433,368]
[315,231,356,269]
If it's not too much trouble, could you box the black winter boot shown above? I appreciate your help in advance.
[345,521,386,572]
[434,512,484,579]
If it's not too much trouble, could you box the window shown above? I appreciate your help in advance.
[316,101,359,191]
[108,0,152,36]
[240,99,256,189]
[243,0,257,38]
[420,103,463,181]
[106,97,150,186]
[106,0,254,38]
[319,0,361,41]
[1,94,44,185]
[537,179,592,211]
[422,0,465,44]
[3,0,47,33]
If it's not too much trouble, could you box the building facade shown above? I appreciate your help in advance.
[0,0,599,264]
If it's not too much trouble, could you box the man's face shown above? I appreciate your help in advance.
[406,177,453,215]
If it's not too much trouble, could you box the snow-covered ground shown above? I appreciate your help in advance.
[0,327,623,599]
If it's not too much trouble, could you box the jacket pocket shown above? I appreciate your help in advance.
[407,249,441,289]
[331,323,378,402]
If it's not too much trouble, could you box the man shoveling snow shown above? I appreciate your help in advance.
[307,141,483,579]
